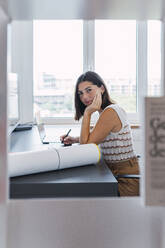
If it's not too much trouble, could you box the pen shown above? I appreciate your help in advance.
[63,129,71,141]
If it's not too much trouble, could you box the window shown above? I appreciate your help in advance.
[95,20,137,113]
[33,20,83,117]
[147,20,161,96]
[33,20,162,122]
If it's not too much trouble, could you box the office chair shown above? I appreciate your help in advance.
[115,174,140,179]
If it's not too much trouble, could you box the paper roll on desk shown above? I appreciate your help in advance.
[8,144,101,177]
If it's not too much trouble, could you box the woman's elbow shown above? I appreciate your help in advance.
[80,139,99,145]
[79,139,87,145]
[79,136,89,144]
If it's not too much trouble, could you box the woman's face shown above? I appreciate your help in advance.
[77,81,100,106]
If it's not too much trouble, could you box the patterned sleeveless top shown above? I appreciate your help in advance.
[100,104,136,163]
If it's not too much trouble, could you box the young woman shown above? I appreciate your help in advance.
[60,71,140,196]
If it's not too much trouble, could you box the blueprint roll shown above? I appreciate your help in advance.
[8,148,59,177]
[8,144,101,177]
[57,143,101,170]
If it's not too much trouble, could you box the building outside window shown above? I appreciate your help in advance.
[33,20,83,117]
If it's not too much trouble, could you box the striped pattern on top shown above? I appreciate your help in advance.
[100,104,136,163]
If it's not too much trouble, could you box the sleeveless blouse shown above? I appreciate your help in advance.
[100,104,136,163]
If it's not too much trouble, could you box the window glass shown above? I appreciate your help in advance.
[95,20,136,112]
[148,21,161,96]
[33,20,83,117]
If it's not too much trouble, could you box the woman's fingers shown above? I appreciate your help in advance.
[93,90,102,108]
[60,135,69,143]
[61,135,73,144]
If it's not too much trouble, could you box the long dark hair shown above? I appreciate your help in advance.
[74,71,114,120]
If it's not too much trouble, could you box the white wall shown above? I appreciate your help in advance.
[7,198,165,248]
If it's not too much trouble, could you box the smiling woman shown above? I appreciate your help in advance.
[60,71,140,196]
[74,71,114,120]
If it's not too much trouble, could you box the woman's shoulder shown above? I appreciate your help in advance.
[102,104,128,126]
[100,104,124,123]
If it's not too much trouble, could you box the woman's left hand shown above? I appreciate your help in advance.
[85,89,102,115]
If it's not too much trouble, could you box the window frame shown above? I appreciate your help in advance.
[12,20,162,125]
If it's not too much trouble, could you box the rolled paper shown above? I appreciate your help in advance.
[8,143,101,177]
[58,143,101,169]
[8,148,59,177]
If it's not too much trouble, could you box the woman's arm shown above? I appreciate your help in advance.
[80,108,122,145]
[79,111,91,144]
[74,136,80,143]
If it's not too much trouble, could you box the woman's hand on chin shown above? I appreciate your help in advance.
[85,89,102,115]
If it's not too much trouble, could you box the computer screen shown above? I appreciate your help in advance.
[8,73,20,135]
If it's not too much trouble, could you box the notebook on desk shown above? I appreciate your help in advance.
[35,111,60,144]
